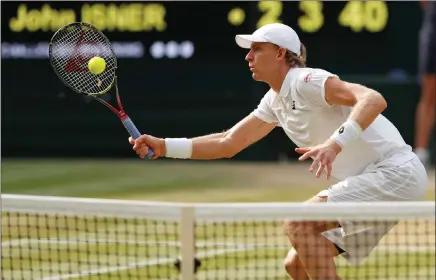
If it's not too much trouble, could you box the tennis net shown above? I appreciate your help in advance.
[1,194,435,280]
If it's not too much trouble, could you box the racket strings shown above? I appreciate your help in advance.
[50,24,116,95]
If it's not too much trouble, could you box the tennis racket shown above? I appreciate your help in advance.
[48,22,154,159]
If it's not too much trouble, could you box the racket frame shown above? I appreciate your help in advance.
[48,22,155,159]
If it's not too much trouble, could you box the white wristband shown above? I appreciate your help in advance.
[165,138,193,159]
[329,120,362,148]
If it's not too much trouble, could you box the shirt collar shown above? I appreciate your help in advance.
[279,67,299,98]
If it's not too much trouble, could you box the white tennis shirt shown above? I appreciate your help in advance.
[252,67,414,180]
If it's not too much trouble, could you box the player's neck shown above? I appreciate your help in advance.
[268,65,292,94]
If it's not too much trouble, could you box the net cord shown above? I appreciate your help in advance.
[2,194,434,222]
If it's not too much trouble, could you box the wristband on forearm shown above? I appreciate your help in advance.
[329,120,362,148]
[164,138,193,159]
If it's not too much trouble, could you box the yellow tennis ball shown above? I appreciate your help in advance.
[88,56,106,75]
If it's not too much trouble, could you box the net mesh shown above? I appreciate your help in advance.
[49,23,116,95]
[2,194,435,280]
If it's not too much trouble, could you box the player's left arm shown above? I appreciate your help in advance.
[295,71,387,179]
[324,77,387,131]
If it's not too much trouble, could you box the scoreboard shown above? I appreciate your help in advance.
[1,1,422,74]
[7,1,391,33]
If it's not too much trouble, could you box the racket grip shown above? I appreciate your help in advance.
[122,117,155,159]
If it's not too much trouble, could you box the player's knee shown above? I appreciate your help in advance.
[283,256,297,278]
[284,254,308,280]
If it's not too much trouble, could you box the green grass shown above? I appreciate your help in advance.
[2,159,434,202]
[1,159,435,279]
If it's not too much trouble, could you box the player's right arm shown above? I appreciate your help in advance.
[191,114,277,159]
[130,115,276,160]
[132,90,279,160]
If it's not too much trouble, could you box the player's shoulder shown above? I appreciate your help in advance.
[290,67,341,107]
[292,67,339,83]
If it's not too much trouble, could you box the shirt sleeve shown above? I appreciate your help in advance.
[251,91,279,123]
[296,69,339,108]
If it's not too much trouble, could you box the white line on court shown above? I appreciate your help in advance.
[35,246,258,280]
[1,238,180,247]
[3,237,435,253]
[3,238,435,280]
[2,238,272,248]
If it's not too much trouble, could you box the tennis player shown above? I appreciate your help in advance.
[130,23,428,280]
[414,0,436,167]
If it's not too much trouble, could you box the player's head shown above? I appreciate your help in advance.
[235,23,306,82]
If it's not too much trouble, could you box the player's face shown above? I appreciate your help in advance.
[245,42,281,81]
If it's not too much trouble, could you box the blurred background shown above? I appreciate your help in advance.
[1,1,434,202]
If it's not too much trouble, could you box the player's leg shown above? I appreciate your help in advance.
[283,195,344,279]
[284,195,343,280]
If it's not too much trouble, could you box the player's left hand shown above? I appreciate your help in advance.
[295,139,342,180]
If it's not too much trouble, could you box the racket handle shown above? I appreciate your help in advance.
[122,117,155,159]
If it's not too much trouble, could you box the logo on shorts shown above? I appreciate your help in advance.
[339,126,344,134]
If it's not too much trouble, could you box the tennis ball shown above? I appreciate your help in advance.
[88,56,106,75]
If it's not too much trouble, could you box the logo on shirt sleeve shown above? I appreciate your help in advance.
[304,72,313,83]
[339,126,344,134]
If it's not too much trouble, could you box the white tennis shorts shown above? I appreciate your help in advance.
[316,152,428,265]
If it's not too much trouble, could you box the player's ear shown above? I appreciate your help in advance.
[276,47,286,60]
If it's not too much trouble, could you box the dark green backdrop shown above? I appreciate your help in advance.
[1,1,428,161]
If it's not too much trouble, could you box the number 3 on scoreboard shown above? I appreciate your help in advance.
[339,1,389,32]
[298,1,324,33]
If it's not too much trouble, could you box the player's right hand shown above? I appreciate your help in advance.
[129,135,165,159]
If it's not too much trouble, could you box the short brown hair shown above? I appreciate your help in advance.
[285,43,307,68]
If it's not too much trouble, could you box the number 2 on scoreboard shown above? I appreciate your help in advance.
[257,1,283,28]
